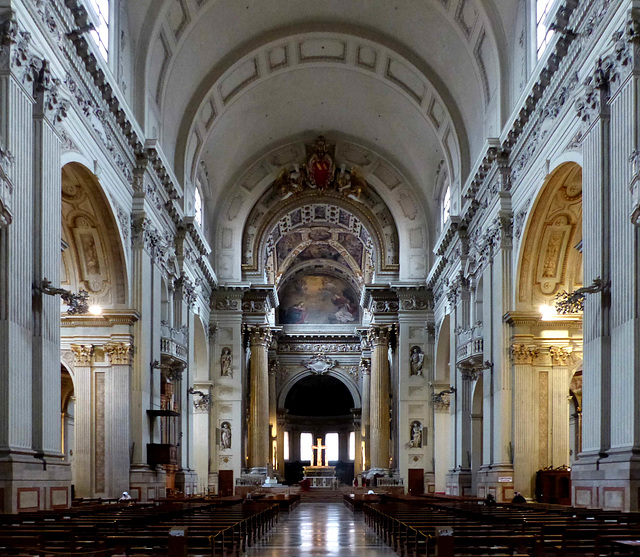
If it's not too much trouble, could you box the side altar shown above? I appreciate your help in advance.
[303,438,338,488]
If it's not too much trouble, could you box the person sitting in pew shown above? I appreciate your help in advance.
[484,493,496,506]
[512,491,526,504]
[118,491,132,503]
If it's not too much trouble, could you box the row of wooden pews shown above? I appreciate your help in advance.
[0,497,279,556]
[360,495,640,556]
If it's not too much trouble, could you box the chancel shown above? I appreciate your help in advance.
[1,0,640,554]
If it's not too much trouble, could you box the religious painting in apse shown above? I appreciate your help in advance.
[278,275,360,324]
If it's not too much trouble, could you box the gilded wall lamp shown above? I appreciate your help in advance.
[555,276,609,314]
[35,278,90,315]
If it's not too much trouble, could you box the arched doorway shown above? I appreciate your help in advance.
[281,374,356,485]
[60,162,132,499]
[509,161,583,500]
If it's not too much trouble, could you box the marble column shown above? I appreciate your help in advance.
[276,412,287,476]
[368,326,391,472]
[352,410,362,476]
[104,343,132,498]
[71,345,93,498]
[248,326,271,472]
[360,358,371,470]
[268,362,277,472]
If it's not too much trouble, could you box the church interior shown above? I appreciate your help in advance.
[1,0,640,554]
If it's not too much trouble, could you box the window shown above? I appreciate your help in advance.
[194,186,203,227]
[536,0,555,59]
[348,431,355,461]
[283,431,290,461]
[442,185,451,225]
[87,0,109,60]
[300,432,313,462]
[325,433,339,462]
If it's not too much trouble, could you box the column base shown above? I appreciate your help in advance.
[446,468,472,497]
[362,468,390,480]
[476,465,515,502]
[0,450,71,513]
[572,450,640,510]
[208,472,219,495]
[424,471,436,495]
[174,468,198,496]
[129,465,167,502]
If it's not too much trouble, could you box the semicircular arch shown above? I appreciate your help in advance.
[278,369,361,410]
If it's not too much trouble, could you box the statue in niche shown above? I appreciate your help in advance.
[220,421,232,450]
[410,346,424,376]
[410,421,423,448]
[220,347,232,377]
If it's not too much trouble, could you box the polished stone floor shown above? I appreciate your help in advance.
[244,502,397,556]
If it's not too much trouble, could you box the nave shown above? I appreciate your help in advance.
[245,502,397,557]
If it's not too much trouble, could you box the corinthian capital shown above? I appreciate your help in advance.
[368,325,392,346]
[71,344,93,366]
[104,342,133,365]
[549,346,571,366]
[247,325,272,347]
[510,344,538,365]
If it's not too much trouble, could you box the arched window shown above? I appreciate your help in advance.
[194,186,203,227]
[536,0,555,59]
[442,184,451,227]
[87,0,110,60]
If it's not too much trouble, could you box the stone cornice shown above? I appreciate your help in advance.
[61,309,140,327]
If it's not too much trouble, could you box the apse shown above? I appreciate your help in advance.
[284,375,355,417]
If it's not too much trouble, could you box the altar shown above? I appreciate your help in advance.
[303,438,337,489]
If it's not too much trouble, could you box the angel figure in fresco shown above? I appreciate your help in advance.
[220,347,232,377]
[332,291,358,323]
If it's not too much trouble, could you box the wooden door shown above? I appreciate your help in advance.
[408,468,424,496]
[218,470,234,497]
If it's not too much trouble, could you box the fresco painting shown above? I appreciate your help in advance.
[337,233,364,266]
[279,274,360,324]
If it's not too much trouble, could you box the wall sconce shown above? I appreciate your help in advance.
[432,386,456,404]
[36,278,89,315]
[555,276,609,314]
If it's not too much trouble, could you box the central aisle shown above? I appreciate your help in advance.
[244,502,397,556]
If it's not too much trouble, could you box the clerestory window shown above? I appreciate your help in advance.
[442,185,451,227]
[87,0,110,60]
[536,0,556,59]
[194,185,203,227]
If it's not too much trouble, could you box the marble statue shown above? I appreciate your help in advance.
[220,347,232,377]
[410,421,422,448]
[220,421,232,449]
[410,346,424,376]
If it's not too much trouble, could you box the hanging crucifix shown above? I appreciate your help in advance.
[311,438,328,467]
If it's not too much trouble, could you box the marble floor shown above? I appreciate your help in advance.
[244,502,397,556]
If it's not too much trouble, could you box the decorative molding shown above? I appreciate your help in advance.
[301,352,338,375]
[70,344,93,366]
[510,344,539,365]
[104,342,132,365]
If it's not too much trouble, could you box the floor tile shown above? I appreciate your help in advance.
[244,502,396,556]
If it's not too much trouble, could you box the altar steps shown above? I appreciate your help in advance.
[299,489,347,503]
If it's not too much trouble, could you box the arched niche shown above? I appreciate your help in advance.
[61,163,129,307]
[516,162,583,311]
[193,316,209,382]
[278,370,361,410]
[435,314,451,384]
[242,187,399,281]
